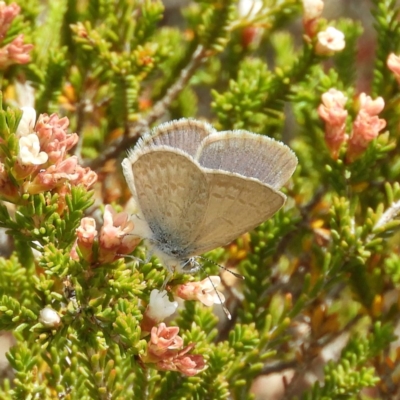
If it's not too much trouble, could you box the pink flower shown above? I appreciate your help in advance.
[172,351,206,376]
[143,323,206,376]
[98,205,139,262]
[157,343,206,376]
[35,113,78,164]
[76,217,97,246]
[70,164,97,189]
[347,93,386,161]
[35,157,80,187]
[148,323,183,358]
[99,205,134,248]
[175,276,225,307]
[70,217,98,261]
[315,27,345,55]
[0,2,20,39]
[358,92,384,115]
[387,53,400,84]
[318,89,348,158]
[0,34,33,69]
[23,156,97,194]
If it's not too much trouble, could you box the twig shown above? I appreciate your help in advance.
[84,45,207,170]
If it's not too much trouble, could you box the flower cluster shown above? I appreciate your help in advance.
[6,107,97,200]
[141,323,205,376]
[318,89,386,161]
[141,277,227,331]
[71,204,140,263]
[0,107,97,203]
[139,280,226,375]
[0,2,33,69]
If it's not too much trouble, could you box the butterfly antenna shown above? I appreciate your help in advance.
[197,256,245,280]
[204,270,232,320]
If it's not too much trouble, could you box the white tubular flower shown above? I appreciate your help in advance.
[18,133,48,165]
[146,289,178,322]
[39,307,61,327]
[315,27,345,55]
[16,106,36,137]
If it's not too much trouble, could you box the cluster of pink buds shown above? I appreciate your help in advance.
[70,205,140,264]
[141,323,205,376]
[0,2,33,69]
[318,90,386,161]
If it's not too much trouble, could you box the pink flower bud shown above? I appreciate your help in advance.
[0,34,33,69]
[347,93,386,162]
[35,113,78,164]
[318,89,348,159]
[98,205,139,263]
[0,2,20,38]
[387,53,400,84]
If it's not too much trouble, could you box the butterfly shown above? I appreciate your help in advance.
[122,118,297,277]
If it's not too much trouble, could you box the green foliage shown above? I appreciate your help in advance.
[1,0,400,399]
